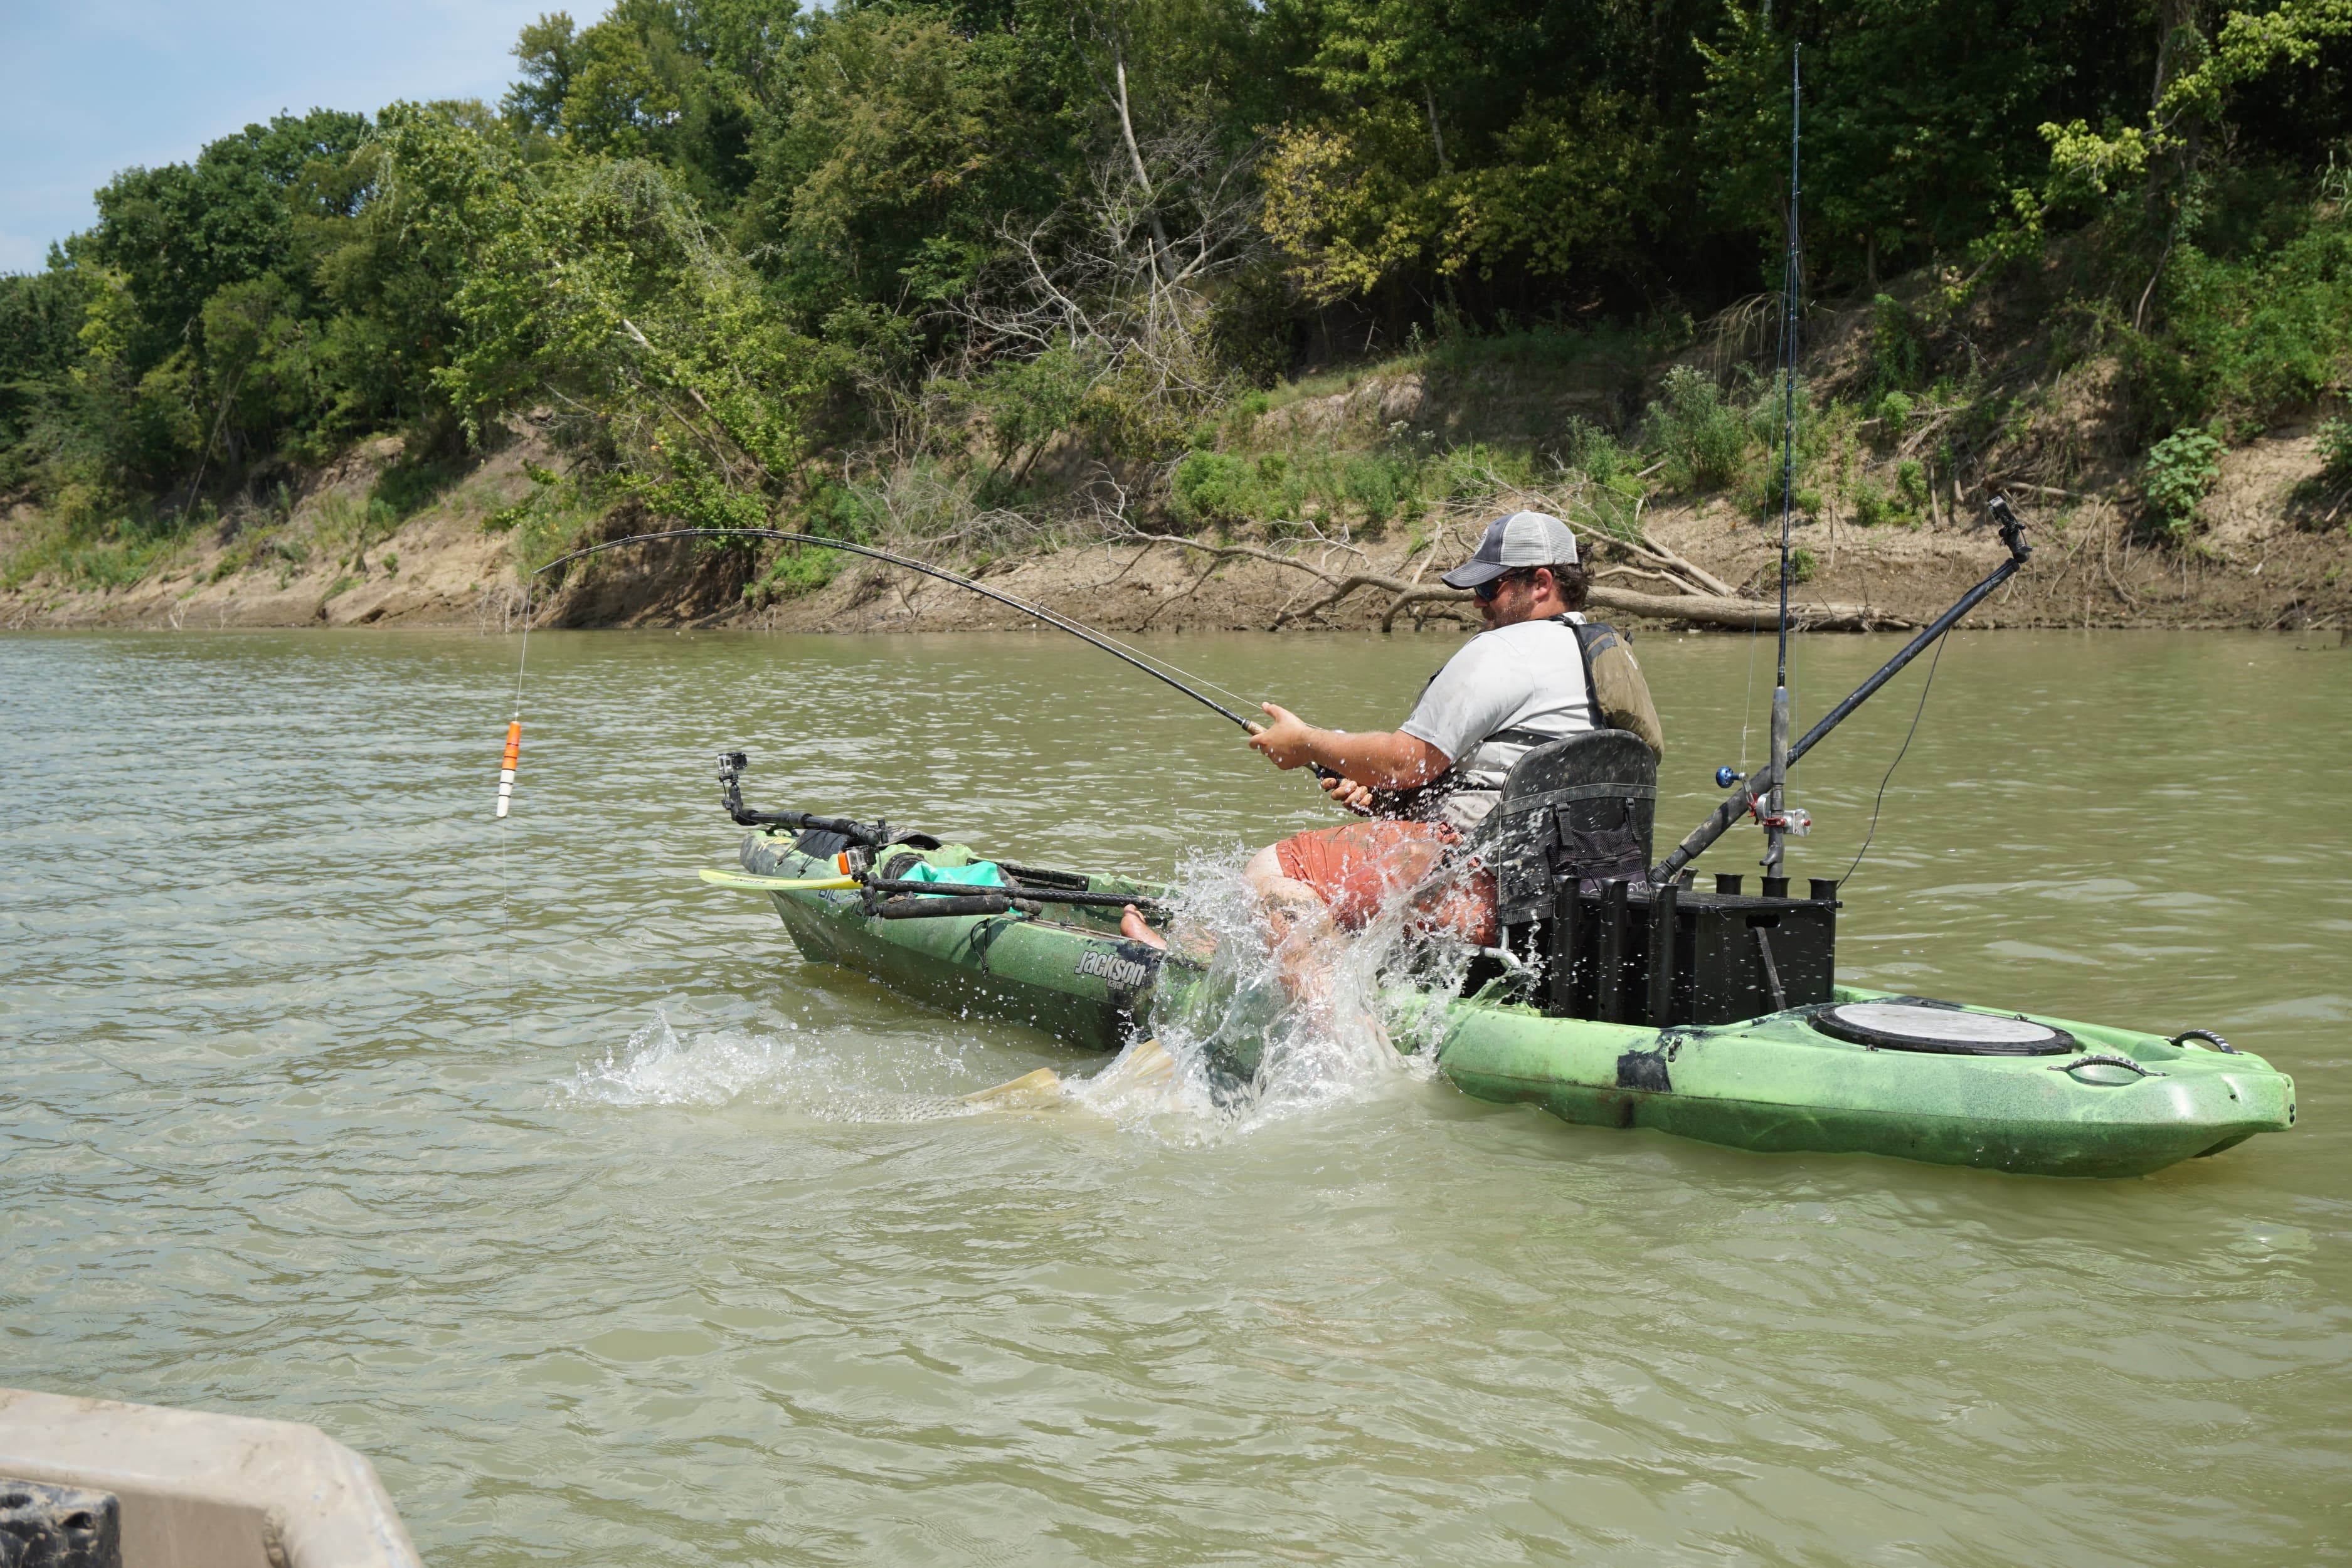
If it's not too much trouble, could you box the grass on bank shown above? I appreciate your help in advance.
[1,425,494,598]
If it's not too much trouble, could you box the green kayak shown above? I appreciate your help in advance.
[722,825,2296,1180]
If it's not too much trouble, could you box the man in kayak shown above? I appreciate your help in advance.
[1120,510,1661,967]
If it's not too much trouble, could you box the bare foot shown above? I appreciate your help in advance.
[1120,904,1168,950]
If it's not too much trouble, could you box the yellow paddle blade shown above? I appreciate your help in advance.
[697,868,859,892]
[961,1067,1065,1108]
[962,1040,1179,1115]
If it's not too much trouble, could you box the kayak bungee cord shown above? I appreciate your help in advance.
[488,526,1313,823]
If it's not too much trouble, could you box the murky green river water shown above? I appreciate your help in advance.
[3,625,2348,1565]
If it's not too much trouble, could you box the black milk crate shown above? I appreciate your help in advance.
[1519,875,1839,1026]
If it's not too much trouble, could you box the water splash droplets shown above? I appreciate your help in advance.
[562,850,1472,1141]
[1106,847,1457,1141]
[559,1010,972,1123]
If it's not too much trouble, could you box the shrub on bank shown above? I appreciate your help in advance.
[2143,427,2225,541]
[1645,367,1748,494]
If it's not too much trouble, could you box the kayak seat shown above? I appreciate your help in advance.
[1488,731,1659,928]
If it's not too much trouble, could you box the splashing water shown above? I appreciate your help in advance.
[1075,845,1467,1140]
[560,1009,975,1123]
[563,849,1481,1141]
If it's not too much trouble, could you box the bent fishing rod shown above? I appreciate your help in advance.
[1648,496,2035,887]
[533,527,1258,725]
[490,526,1325,820]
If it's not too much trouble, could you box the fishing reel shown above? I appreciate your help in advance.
[1714,766,1808,834]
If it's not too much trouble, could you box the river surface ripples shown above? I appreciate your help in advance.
[3,626,2348,1565]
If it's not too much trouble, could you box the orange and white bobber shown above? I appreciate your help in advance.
[495,721,522,818]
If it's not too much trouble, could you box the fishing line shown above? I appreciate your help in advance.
[497,575,533,996]
[1768,43,1805,849]
[1739,617,1759,773]
[1838,630,1945,887]
[485,528,1328,837]
[533,528,1264,728]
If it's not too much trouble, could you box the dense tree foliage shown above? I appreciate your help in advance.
[1,0,2346,551]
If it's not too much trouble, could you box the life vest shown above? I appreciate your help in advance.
[1385,616,1663,832]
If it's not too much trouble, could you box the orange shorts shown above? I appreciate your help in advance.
[1273,820,1498,948]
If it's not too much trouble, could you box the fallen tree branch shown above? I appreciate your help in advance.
[1632,534,1740,599]
[1470,477,1737,597]
[1988,479,2085,501]
[1286,571,1418,626]
[1594,564,1699,590]
[2100,539,2141,610]
[1119,531,1342,581]
[1114,530,1906,631]
[1380,585,1471,629]
[1586,585,1910,632]
[1382,581,1905,632]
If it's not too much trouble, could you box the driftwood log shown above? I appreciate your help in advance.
[1113,532,1910,632]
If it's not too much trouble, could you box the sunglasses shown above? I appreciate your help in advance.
[1473,568,1536,603]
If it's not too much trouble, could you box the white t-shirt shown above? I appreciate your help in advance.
[1399,615,1594,763]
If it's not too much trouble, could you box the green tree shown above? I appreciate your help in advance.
[509,3,769,204]
[505,13,581,133]
[1258,0,1706,302]
[749,10,1050,312]
[1695,0,2151,290]
[0,263,93,479]
[438,155,843,532]
[77,110,369,376]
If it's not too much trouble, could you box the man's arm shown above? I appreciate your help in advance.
[1247,704,1451,788]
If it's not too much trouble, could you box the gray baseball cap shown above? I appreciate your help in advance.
[1440,511,1581,589]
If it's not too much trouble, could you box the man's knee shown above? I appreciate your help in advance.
[1246,841,1325,918]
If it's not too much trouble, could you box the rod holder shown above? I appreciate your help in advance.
[1646,879,1679,1026]
[1549,876,1582,1016]
[1597,880,1630,1024]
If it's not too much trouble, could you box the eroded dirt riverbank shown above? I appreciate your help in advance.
[6,421,2346,635]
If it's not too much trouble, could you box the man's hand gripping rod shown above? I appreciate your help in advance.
[1648,497,2035,887]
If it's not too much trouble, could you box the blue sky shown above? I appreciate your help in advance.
[0,0,569,273]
